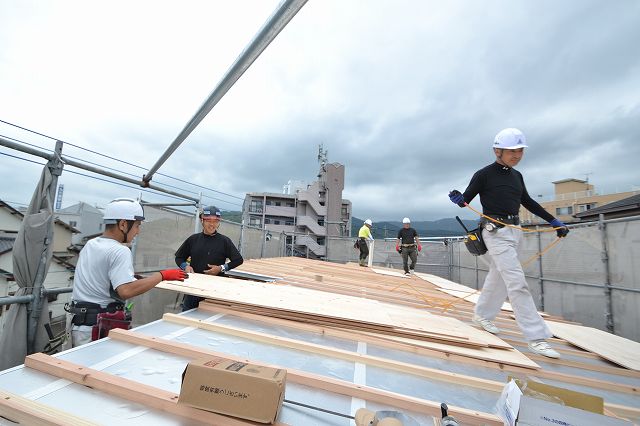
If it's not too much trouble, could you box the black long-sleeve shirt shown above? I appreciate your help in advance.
[462,162,555,222]
[174,232,243,273]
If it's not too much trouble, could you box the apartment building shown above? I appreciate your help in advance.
[519,178,640,225]
[243,162,352,259]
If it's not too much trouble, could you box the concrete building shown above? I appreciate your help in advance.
[519,178,640,225]
[243,162,352,259]
[55,202,104,244]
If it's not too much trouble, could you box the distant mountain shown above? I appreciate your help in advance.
[351,217,477,238]
[221,210,243,224]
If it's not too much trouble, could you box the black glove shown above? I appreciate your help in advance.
[550,219,569,238]
[448,190,466,207]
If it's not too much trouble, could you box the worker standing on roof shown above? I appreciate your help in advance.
[448,128,569,359]
[357,219,374,267]
[65,198,188,347]
[175,206,243,311]
[395,218,422,276]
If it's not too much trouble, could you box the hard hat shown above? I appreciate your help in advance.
[493,128,528,150]
[364,219,373,226]
[201,205,221,218]
[402,217,410,224]
[103,198,145,224]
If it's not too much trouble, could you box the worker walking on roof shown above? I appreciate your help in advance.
[175,205,243,311]
[395,218,422,276]
[448,128,569,359]
[65,198,188,347]
[357,219,374,267]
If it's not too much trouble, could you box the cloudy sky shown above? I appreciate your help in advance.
[1,0,639,222]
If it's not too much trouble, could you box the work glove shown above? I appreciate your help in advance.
[418,244,422,252]
[396,244,401,254]
[549,219,569,238]
[448,190,466,207]
[160,269,188,281]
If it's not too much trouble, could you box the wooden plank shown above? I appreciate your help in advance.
[158,274,493,347]
[198,302,541,369]
[162,313,506,392]
[24,353,281,426]
[0,389,97,426]
[547,321,640,371]
[107,329,503,426]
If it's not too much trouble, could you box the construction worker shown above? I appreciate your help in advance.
[175,205,243,311]
[357,219,374,266]
[66,198,188,347]
[448,128,569,359]
[395,218,422,276]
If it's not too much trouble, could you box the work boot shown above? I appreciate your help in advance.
[528,340,561,359]
[472,315,500,334]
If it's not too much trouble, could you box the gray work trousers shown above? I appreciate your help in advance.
[474,226,551,342]
[401,245,417,273]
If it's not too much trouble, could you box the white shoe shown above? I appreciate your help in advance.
[409,270,414,275]
[472,315,500,334]
[404,272,411,276]
[528,340,561,359]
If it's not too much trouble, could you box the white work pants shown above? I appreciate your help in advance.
[475,226,551,342]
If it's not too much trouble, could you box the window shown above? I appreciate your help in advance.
[317,237,325,246]
[285,220,294,226]
[341,206,348,216]
[317,218,325,226]
[249,217,262,227]
[249,200,263,213]
[578,203,596,213]
[555,206,573,215]
[286,201,295,207]
[265,200,272,206]
[275,201,281,207]
[99,223,103,230]
[264,218,271,224]
[274,220,281,225]
[69,221,77,227]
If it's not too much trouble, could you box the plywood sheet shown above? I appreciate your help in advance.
[158,273,491,347]
[547,321,640,371]
[415,272,515,312]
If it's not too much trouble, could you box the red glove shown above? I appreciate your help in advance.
[418,244,422,252]
[160,269,188,281]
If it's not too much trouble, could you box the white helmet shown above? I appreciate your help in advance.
[103,198,145,224]
[402,217,410,224]
[364,219,373,226]
[493,128,528,149]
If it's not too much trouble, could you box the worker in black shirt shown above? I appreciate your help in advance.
[395,217,422,276]
[448,128,569,359]
[175,205,243,311]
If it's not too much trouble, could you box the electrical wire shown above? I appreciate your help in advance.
[0,119,245,201]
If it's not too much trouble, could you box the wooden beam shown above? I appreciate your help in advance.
[23,353,283,426]
[108,328,503,426]
[0,389,97,426]
[162,313,504,392]
[167,311,639,397]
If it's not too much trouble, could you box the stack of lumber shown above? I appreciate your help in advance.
[158,260,541,369]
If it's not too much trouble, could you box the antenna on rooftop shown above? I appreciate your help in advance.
[585,172,593,183]
[317,143,328,167]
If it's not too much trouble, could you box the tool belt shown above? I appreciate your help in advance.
[464,226,488,256]
[401,243,417,247]
[484,214,520,227]
[65,301,125,326]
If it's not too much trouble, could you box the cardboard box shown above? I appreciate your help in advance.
[179,357,286,424]
[496,379,631,426]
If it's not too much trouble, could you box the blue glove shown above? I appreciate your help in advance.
[448,190,466,207]
[549,219,569,238]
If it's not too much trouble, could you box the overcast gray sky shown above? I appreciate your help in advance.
[1,0,639,221]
